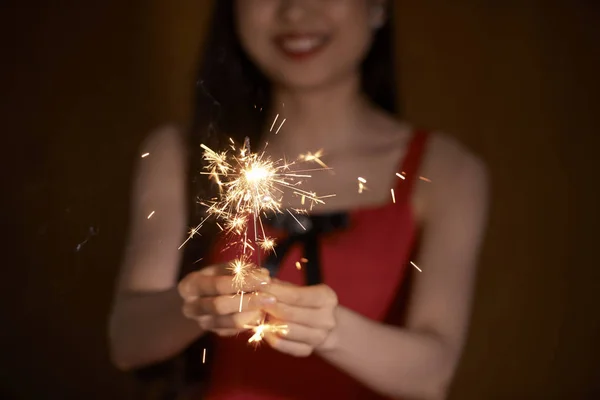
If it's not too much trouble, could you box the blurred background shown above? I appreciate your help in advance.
[2,1,599,399]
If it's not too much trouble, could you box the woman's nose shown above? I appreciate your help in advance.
[278,0,318,24]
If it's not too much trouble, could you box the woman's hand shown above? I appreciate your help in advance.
[178,265,275,336]
[261,280,339,357]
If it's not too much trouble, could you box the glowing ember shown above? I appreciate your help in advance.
[246,321,289,344]
[358,177,367,194]
[299,149,329,169]
[228,256,256,291]
[259,237,276,253]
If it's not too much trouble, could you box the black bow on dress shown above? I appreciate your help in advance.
[264,211,350,285]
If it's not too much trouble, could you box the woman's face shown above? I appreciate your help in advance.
[235,0,385,90]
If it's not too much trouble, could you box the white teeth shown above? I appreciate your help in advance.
[281,37,324,52]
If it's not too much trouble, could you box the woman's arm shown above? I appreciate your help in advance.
[263,137,489,399]
[108,125,205,371]
[317,144,490,399]
[109,287,203,371]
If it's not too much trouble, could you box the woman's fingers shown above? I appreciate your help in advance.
[271,321,328,347]
[263,330,314,357]
[196,309,264,331]
[261,317,331,357]
[265,283,337,308]
[178,265,270,299]
[182,292,276,318]
[211,310,264,330]
[212,328,243,337]
[262,301,335,330]
[196,310,264,336]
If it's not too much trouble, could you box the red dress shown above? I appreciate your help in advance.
[204,131,429,399]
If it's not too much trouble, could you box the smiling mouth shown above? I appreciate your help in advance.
[273,33,330,61]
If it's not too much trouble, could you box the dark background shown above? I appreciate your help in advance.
[2,1,599,399]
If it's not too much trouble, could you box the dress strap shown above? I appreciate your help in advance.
[394,129,430,200]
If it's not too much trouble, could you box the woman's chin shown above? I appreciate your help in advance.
[275,78,331,92]
[268,69,348,94]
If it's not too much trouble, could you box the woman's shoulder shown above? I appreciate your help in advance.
[423,131,488,186]
[414,130,489,222]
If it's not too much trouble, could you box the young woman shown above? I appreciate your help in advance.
[109,1,489,399]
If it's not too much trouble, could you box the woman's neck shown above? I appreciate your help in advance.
[266,73,374,155]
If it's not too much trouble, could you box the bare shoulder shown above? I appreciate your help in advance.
[427,132,487,178]
[416,132,490,221]
[425,132,488,191]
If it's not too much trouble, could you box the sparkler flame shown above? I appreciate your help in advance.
[179,138,329,253]
[199,138,326,233]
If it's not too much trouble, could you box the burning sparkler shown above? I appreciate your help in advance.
[181,134,330,344]
[180,138,329,251]
[200,138,326,231]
